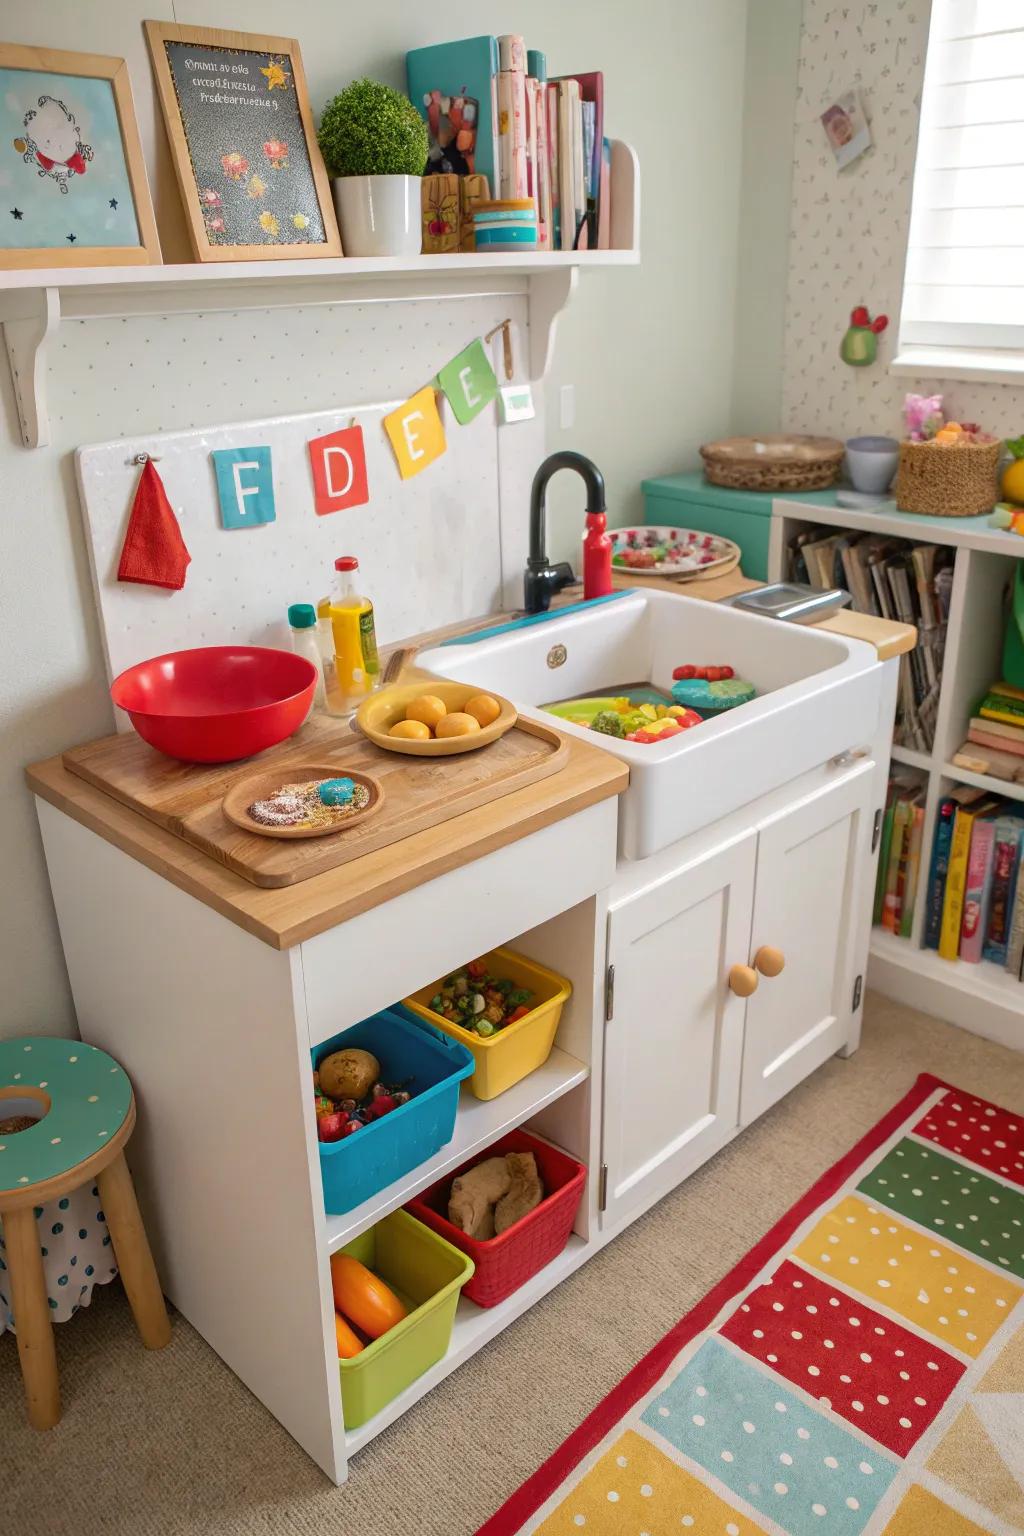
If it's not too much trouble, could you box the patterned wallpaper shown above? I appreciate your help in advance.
[780,0,1024,440]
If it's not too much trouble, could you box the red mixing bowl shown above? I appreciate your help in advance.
[110,646,318,763]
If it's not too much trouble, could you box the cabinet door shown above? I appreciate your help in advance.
[740,762,874,1124]
[601,834,756,1227]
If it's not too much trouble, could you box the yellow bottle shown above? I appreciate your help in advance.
[321,556,379,715]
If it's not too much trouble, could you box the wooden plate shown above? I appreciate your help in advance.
[222,765,384,839]
[356,680,517,757]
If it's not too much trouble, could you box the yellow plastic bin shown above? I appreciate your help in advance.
[336,1210,474,1430]
[404,948,571,1101]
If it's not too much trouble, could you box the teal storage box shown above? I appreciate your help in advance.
[314,1007,474,1216]
[641,472,844,581]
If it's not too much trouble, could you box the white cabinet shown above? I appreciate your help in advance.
[601,834,755,1225]
[740,761,875,1123]
[601,761,876,1227]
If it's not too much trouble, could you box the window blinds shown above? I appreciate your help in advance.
[899,0,1024,356]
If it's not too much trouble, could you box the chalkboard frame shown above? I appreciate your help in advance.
[144,21,342,262]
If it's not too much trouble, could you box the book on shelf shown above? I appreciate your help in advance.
[939,795,1002,960]
[406,35,500,188]
[1006,846,1024,978]
[874,775,924,936]
[787,527,951,755]
[960,813,998,963]
[983,816,1024,964]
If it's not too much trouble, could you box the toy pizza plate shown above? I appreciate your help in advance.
[608,525,740,577]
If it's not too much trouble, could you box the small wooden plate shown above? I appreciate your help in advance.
[356,680,517,757]
[222,765,384,840]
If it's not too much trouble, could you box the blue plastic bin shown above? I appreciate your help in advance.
[313,1006,474,1216]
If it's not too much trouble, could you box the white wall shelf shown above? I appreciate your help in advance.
[0,140,640,448]
[771,496,1024,1052]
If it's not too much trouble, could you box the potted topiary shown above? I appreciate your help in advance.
[318,78,428,258]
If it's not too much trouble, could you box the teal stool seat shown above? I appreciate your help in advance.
[0,1035,169,1429]
[0,1038,131,1192]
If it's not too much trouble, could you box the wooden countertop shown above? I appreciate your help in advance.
[26,571,910,950]
[27,734,626,950]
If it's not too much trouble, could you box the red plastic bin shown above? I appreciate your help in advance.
[406,1128,586,1308]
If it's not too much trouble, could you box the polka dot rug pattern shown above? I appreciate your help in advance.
[640,1338,898,1535]
[524,1081,1024,1536]
[912,1089,1024,1189]
[534,1430,763,1535]
[719,1259,965,1455]
[793,1195,1021,1358]
[858,1139,1024,1278]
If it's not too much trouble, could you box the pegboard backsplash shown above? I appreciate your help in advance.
[71,293,533,700]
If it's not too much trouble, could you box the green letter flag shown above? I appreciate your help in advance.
[438,338,498,425]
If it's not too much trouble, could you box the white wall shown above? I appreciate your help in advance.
[731,0,801,434]
[0,0,752,1039]
[781,0,1024,440]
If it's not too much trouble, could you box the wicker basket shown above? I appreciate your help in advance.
[700,434,844,493]
[895,438,1001,517]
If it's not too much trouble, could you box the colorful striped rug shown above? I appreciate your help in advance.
[478,1075,1024,1536]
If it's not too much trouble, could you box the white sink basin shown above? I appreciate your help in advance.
[419,590,883,859]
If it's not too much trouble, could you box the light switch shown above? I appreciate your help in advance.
[559,383,575,430]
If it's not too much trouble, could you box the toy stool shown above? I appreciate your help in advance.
[0,1036,170,1429]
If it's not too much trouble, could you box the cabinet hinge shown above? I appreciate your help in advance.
[598,1162,608,1212]
[604,963,615,1022]
[871,808,883,853]
[852,974,863,1012]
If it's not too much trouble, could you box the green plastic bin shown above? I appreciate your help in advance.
[337,1210,475,1430]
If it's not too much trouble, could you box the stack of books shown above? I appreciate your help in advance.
[789,530,953,753]
[952,681,1024,786]
[407,35,608,252]
[874,774,926,938]
[920,786,1024,971]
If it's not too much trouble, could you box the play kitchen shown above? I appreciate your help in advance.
[25,401,916,1483]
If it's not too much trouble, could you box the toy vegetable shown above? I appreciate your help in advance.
[331,1252,407,1338]
[840,305,888,366]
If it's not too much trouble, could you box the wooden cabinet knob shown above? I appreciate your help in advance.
[754,945,786,978]
[728,963,759,997]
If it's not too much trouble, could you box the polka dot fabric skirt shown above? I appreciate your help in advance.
[494,1079,1024,1536]
[0,1181,117,1332]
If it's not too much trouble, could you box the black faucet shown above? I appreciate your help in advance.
[524,451,607,613]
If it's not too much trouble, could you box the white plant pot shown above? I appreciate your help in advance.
[332,175,421,258]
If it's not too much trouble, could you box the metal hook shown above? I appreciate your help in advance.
[126,452,161,466]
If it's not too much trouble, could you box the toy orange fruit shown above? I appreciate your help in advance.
[435,711,481,738]
[1003,437,1024,506]
[390,718,431,740]
[464,692,501,727]
[335,1311,364,1359]
[405,694,447,730]
[330,1253,407,1339]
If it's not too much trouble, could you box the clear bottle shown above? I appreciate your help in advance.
[287,603,328,716]
[322,556,379,716]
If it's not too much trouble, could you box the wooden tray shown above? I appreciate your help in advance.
[62,712,568,888]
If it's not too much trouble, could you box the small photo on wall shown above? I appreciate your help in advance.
[0,42,160,267]
[821,88,871,171]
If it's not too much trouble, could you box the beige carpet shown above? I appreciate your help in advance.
[4,994,1023,1536]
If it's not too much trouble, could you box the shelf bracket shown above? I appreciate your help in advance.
[3,285,59,448]
[527,266,578,381]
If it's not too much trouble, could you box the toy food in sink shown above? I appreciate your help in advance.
[545,666,756,744]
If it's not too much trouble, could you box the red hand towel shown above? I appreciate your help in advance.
[117,459,191,590]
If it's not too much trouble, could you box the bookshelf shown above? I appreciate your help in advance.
[769,495,1024,1052]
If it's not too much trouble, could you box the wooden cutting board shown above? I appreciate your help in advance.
[62,713,568,887]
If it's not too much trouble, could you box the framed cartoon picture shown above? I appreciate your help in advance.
[144,21,342,262]
[0,43,160,269]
